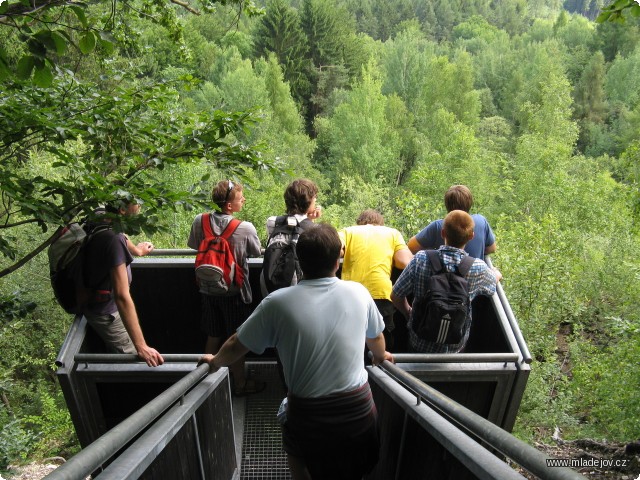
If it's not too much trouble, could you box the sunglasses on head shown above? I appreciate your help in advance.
[224,180,235,203]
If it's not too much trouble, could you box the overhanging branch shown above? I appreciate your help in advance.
[0,226,62,278]
[170,0,200,15]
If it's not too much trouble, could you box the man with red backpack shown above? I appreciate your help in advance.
[187,180,264,396]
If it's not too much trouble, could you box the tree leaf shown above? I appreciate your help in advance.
[70,5,89,28]
[613,0,632,8]
[34,30,56,51]
[27,38,47,58]
[51,31,68,56]
[33,64,53,87]
[0,48,9,82]
[78,31,96,54]
[97,32,115,55]
[16,56,35,80]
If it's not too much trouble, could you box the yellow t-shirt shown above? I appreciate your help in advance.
[338,225,408,301]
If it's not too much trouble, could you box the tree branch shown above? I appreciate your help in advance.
[170,0,200,15]
[0,218,41,229]
[0,0,78,22]
[0,226,62,278]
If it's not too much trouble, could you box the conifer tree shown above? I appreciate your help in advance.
[254,0,312,106]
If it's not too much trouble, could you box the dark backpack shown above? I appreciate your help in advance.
[261,216,309,294]
[48,223,110,314]
[411,251,475,345]
[194,213,243,295]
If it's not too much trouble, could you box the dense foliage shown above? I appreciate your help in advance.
[1,0,639,470]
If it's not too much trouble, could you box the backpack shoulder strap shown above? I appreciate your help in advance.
[221,218,242,241]
[426,249,443,273]
[201,213,214,239]
[274,215,288,227]
[88,224,111,239]
[270,216,298,236]
[457,255,475,277]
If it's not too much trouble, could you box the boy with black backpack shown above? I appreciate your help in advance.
[260,179,321,296]
[391,210,502,354]
[187,180,263,396]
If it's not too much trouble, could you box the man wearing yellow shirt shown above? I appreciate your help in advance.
[339,209,413,350]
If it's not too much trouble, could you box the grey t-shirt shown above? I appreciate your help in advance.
[187,212,262,304]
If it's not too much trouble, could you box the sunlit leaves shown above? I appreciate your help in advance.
[32,64,54,87]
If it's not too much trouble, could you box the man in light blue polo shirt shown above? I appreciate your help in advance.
[200,224,393,480]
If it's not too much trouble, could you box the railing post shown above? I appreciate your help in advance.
[191,414,207,480]
[394,413,409,480]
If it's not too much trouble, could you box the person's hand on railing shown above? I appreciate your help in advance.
[136,345,164,367]
[491,267,502,282]
[134,241,155,256]
[371,351,395,366]
[198,354,218,373]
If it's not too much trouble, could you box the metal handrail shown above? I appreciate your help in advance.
[392,353,520,364]
[380,361,584,480]
[92,373,225,480]
[74,354,204,364]
[73,353,521,365]
[368,367,527,480]
[44,363,211,480]
[147,248,267,256]
[55,317,86,368]
[148,249,196,256]
[486,257,533,364]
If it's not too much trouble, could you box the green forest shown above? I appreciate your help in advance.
[1,0,639,472]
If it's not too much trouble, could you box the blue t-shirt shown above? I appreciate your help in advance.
[414,214,495,260]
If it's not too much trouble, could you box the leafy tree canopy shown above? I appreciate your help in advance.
[0,68,268,276]
[0,0,262,86]
[597,0,640,22]
[0,0,270,278]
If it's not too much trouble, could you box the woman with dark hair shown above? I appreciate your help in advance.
[266,179,322,235]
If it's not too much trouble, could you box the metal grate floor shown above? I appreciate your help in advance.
[240,362,291,480]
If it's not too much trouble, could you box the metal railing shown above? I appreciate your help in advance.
[486,257,532,364]
[392,353,520,364]
[74,354,203,364]
[44,362,214,480]
[377,360,584,480]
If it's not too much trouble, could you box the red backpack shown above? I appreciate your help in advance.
[194,213,244,295]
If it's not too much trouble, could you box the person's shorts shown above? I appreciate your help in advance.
[84,311,136,354]
[200,294,252,339]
